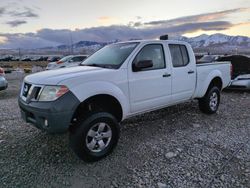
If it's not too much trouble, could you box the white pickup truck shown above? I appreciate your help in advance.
[19,39,231,161]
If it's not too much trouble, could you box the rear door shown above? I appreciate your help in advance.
[128,43,172,113]
[168,44,196,102]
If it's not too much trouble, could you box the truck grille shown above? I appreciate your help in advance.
[21,82,42,102]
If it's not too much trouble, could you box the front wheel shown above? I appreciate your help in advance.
[198,86,220,114]
[69,112,120,162]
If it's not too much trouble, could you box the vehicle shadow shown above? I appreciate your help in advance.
[223,89,250,93]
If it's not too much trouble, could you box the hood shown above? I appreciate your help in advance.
[25,66,107,85]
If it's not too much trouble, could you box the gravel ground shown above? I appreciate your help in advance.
[0,78,249,188]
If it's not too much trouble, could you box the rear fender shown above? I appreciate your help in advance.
[196,70,222,98]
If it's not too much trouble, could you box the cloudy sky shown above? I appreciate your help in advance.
[0,0,250,49]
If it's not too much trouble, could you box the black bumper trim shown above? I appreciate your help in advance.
[18,91,80,133]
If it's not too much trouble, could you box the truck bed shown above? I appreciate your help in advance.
[194,61,231,98]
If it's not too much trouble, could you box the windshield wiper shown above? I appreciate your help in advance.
[81,63,103,67]
[81,63,116,69]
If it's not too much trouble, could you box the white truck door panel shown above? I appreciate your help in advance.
[128,44,172,113]
[168,44,196,102]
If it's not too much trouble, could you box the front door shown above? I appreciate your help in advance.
[128,44,172,113]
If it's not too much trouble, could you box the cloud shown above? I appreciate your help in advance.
[36,29,74,44]
[0,8,248,49]
[9,7,39,18]
[0,7,6,16]
[98,16,112,21]
[0,5,39,18]
[0,5,39,27]
[0,36,7,44]
[0,20,236,49]
[142,8,250,27]
[0,33,60,49]
[97,16,118,25]
[5,20,27,27]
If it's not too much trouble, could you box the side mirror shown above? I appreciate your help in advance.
[132,60,153,72]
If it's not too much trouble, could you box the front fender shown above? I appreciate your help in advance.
[68,81,129,120]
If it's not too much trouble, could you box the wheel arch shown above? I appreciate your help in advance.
[72,94,124,123]
[68,81,129,122]
[196,70,223,98]
[208,77,223,90]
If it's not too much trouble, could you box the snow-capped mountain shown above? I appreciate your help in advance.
[16,34,249,55]
[68,34,250,52]
[178,33,250,49]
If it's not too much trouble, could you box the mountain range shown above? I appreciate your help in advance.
[57,33,250,54]
[178,34,250,49]
[5,33,249,55]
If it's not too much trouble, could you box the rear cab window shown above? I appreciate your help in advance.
[169,44,190,67]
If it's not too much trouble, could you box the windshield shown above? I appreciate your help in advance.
[60,56,73,62]
[81,42,139,69]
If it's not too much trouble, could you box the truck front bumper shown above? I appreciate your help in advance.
[18,91,80,133]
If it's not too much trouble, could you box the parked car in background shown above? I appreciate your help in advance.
[229,74,250,90]
[0,55,13,61]
[0,67,8,91]
[46,55,88,70]
[31,56,45,61]
[12,56,20,61]
[217,55,250,79]
[48,56,62,62]
[43,56,49,61]
[21,56,32,61]
[195,52,209,61]
[217,55,250,90]
[197,55,220,64]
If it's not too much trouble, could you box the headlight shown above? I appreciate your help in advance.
[39,85,69,101]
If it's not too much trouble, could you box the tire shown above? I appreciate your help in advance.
[198,86,220,114]
[69,112,120,162]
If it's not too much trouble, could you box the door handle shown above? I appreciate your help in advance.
[188,70,195,74]
[163,73,171,77]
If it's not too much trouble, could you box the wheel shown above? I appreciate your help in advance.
[69,112,120,162]
[198,86,220,114]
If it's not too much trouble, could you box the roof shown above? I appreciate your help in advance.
[116,39,189,45]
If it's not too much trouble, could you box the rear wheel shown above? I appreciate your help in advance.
[69,112,120,162]
[199,86,220,114]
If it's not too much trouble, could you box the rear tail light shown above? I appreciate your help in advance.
[56,61,63,64]
[0,68,5,76]
[230,64,233,78]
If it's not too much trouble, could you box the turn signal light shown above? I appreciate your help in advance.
[56,85,69,97]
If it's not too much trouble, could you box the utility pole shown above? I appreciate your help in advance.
[18,48,21,60]
[69,31,74,55]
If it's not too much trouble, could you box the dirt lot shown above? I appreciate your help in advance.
[0,77,249,188]
[0,61,48,69]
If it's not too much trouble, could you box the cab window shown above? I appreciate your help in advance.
[169,44,189,67]
[133,44,166,71]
